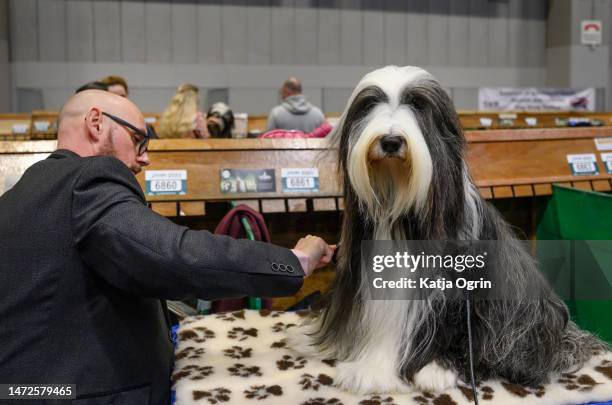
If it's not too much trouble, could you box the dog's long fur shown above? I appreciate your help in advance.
[290,66,606,394]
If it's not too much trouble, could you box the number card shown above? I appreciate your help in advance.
[479,117,493,127]
[281,168,320,193]
[602,153,612,174]
[566,154,598,176]
[11,124,28,134]
[595,137,612,151]
[33,121,50,132]
[145,170,187,196]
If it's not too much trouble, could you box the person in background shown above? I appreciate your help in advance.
[99,75,159,139]
[266,77,325,133]
[100,75,129,98]
[76,81,108,93]
[158,84,208,139]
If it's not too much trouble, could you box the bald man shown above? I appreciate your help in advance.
[0,91,334,404]
[266,77,325,133]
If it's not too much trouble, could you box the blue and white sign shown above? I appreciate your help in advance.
[281,168,320,193]
[602,153,612,174]
[145,170,187,196]
[479,88,595,111]
[12,124,28,134]
[566,154,598,176]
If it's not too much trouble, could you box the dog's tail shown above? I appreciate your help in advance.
[555,320,610,373]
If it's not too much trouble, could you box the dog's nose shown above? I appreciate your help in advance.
[380,136,404,154]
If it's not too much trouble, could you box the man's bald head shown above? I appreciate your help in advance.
[58,90,141,135]
[56,89,149,174]
[281,77,302,99]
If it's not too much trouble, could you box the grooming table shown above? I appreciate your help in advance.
[172,310,612,405]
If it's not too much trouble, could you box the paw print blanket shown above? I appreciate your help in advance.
[172,310,612,405]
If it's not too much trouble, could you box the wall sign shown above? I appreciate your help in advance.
[281,168,320,193]
[566,154,598,176]
[145,170,187,196]
[479,88,595,111]
[581,20,602,46]
[220,168,276,193]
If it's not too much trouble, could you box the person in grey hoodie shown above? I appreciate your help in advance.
[266,77,325,133]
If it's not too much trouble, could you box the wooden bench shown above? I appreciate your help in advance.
[459,111,612,130]
[3,111,612,140]
[251,111,612,132]
[1,127,610,212]
[466,127,612,198]
[30,110,59,140]
[0,113,32,141]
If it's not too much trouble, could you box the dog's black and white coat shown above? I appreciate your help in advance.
[206,102,235,138]
[289,66,605,394]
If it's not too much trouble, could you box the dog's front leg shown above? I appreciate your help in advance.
[334,354,412,394]
[332,300,418,394]
[288,318,408,393]
[412,361,458,393]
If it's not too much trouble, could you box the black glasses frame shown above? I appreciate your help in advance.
[102,112,151,155]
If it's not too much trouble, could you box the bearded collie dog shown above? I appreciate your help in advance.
[206,102,235,138]
[289,66,605,395]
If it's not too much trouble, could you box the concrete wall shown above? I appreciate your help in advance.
[6,0,550,113]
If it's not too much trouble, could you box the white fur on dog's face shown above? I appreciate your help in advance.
[338,66,434,222]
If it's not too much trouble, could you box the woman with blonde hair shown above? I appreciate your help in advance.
[158,84,208,138]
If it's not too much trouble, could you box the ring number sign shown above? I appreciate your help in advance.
[145,170,187,196]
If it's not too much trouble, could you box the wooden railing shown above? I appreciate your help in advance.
[1,127,610,217]
[2,111,612,140]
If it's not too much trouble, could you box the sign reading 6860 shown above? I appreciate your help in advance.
[145,170,187,196]
[150,179,181,192]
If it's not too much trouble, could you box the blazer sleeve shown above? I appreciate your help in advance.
[71,156,304,300]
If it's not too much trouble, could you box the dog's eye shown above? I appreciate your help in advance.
[360,96,381,111]
[405,95,426,111]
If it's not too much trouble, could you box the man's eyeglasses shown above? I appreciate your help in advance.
[102,112,151,156]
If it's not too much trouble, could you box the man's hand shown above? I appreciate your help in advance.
[292,235,336,277]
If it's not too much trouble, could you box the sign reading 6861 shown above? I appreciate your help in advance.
[281,168,319,193]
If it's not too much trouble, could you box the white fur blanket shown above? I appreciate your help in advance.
[172,310,612,405]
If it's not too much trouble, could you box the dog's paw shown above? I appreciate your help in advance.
[335,361,410,394]
[412,361,457,393]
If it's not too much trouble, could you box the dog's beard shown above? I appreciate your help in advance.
[346,106,433,227]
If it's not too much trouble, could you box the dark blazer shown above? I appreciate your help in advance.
[0,150,304,404]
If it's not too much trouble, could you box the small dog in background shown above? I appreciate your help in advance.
[206,102,235,138]
[289,66,605,395]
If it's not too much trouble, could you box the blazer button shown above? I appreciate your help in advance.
[271,263,279,271]
[286,265,294,273]
[279,264,287,272]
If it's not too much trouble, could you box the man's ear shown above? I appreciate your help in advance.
[84,107,104,143]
